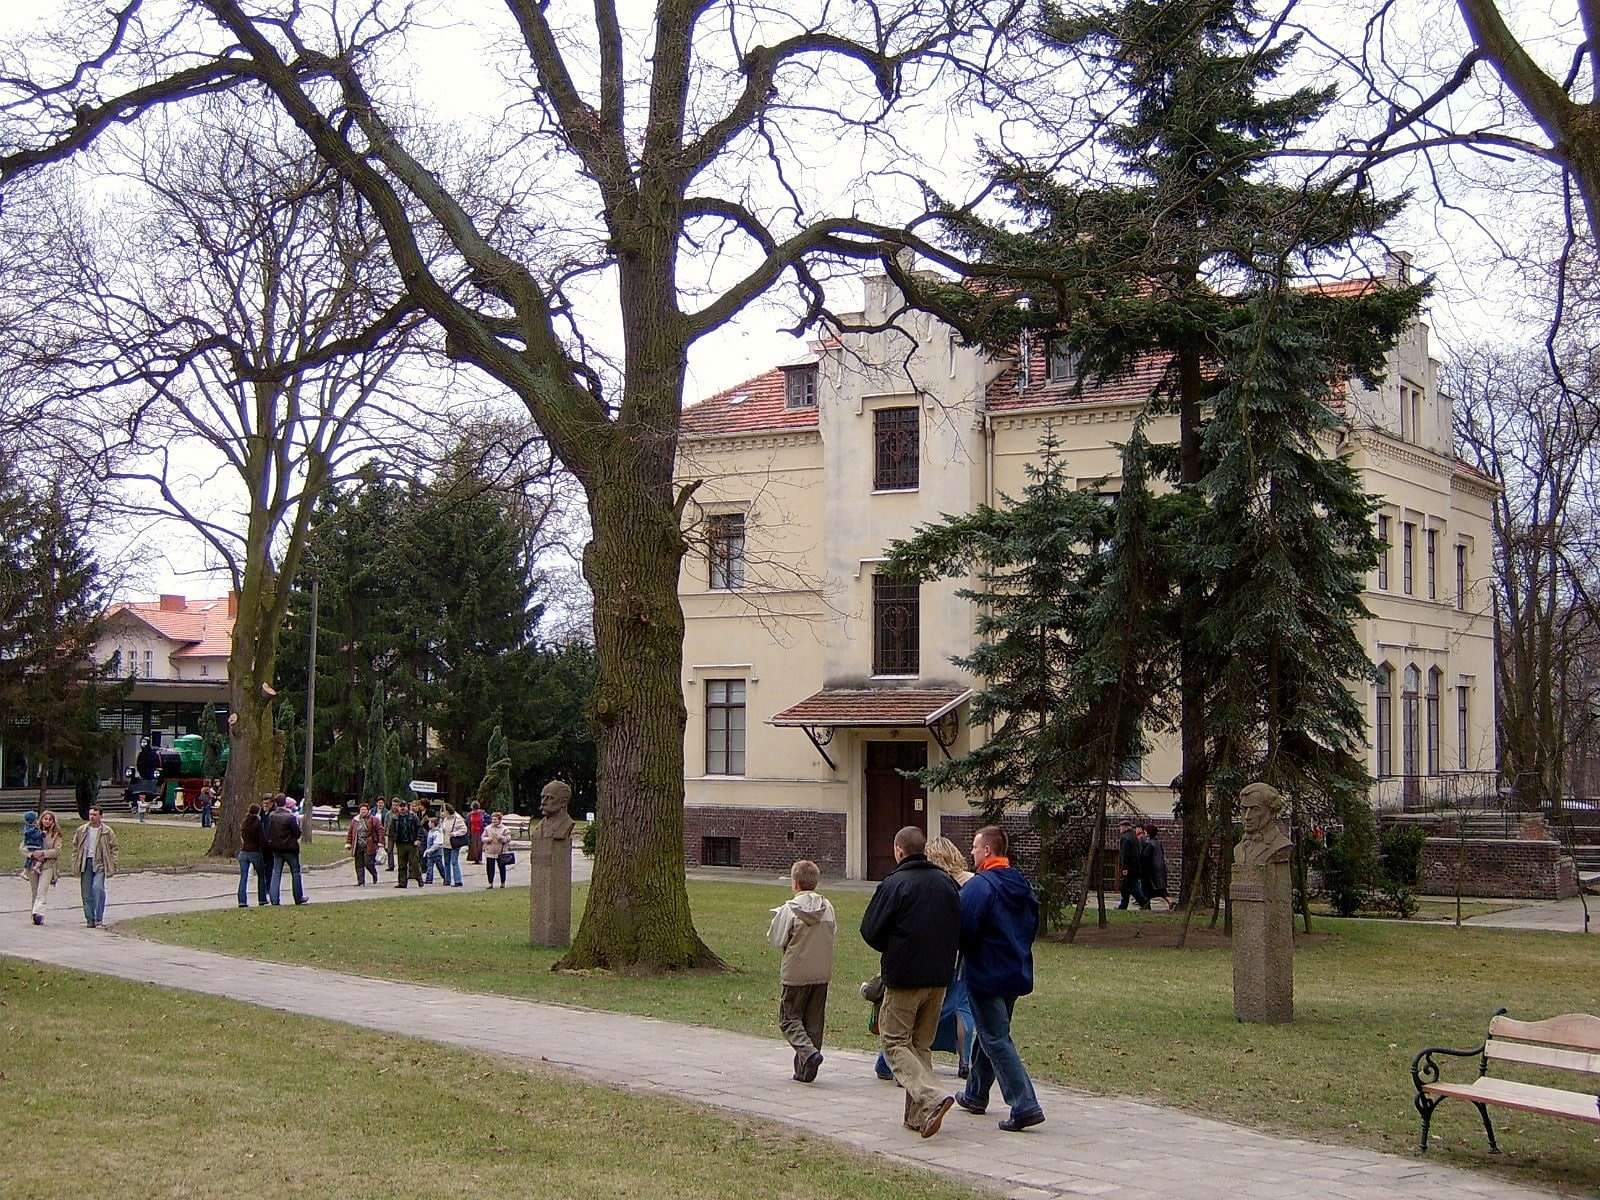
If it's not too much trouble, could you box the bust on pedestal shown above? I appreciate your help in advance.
[529,780,574,947]
[1231,781,1293,1024]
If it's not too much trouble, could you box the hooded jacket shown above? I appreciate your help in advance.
[959,863,1039,997]
[766,889,837,986]
[860,855,961,989]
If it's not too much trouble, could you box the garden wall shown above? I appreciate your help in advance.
[1419,835,1577,900]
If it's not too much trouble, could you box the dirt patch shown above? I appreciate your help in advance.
[1044,919,1335,950]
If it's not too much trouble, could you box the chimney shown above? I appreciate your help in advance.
[227,591,239,617]
[159,594,186,612]
[1385,250,1413,286]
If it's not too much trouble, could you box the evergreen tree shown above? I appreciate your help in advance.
[0,477,122,806]
[909,0,1424,912]
[475,723,513,814]
[884,428,1174,932]
[198,702,225,781]
[363,681,389,804]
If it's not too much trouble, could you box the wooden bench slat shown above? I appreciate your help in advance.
[1424,1077,1600,1125]
[1490,1013,1600,1053]
[1486,1040,1600,1075]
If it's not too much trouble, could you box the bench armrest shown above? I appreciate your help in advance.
[1410,1042,1486,1093]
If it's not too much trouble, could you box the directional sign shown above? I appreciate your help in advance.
[409,780,438,794]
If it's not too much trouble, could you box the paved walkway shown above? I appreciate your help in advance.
[0,854,1574,1200]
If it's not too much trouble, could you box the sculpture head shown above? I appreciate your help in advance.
[1239,782,1284,838]
[540,780,572,818]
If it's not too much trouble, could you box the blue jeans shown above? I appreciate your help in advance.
[80,865,107,925]
[237,851,267,906]
[269,851,306,904]
[962,990,1042,1121]
[424,848,441,883]
[444,845,462,885]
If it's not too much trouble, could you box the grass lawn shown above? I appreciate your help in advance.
[129,879,1600,1193]
[0,814,348,871]
[0,961,984,1200]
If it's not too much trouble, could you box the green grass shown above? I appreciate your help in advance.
[0,814,348,870]
[130,878,1600,1195]
[0,960,985,1200]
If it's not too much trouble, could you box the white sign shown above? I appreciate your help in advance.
[409,780,438,794]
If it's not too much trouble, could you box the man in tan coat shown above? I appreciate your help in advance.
[71,806,118,927]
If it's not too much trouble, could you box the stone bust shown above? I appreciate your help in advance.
[1234,781,1292,867]
[536,780,575,840]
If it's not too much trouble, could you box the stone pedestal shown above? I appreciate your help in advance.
[1231,861,1293,1023]
[528,836,572,948]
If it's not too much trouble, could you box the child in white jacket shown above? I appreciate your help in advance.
[766,859,836,1082]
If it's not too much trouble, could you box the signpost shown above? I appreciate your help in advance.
[409,780,438,795]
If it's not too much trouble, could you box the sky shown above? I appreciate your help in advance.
[0,0,1579,599]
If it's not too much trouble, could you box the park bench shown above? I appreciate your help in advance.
[1411,1009,1600,1153]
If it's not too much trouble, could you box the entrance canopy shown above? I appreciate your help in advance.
[770,687,971,770]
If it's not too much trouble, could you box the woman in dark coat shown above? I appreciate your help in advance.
[1141,823,1170,910]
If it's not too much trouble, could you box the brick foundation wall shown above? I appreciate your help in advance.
[1420,837,1577,900]
[684,807,847,878]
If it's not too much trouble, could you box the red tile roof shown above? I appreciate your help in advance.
[771,688,972,727]
[109,597,234,658]
[987,351,1170,412]
[682,366,820,438]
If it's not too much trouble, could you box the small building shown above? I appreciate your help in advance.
[674,263,1498,879]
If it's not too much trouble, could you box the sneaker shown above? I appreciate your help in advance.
[32,913,43,925]
[919,1096,954,1139]
[953,1094,986,1115]
[875,1065,895,1081]
[998,1110,1045,1133]
[800,1051,823,1083]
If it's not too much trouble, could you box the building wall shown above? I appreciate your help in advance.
[676,273,1501,878]
[1419,837,1577,900]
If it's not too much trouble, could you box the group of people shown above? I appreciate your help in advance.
[1116,817,1170,910]
[18,806,119,927]
[766,824,1044,1140]
[344,798,517,890]
[237,793,311,906]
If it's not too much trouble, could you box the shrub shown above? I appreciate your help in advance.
[1380,822,1426,887]
[1319,825,1376,917]
[581,818,597,858]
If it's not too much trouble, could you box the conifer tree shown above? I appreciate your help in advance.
[362,682,389,804]
[906,0,1424,912]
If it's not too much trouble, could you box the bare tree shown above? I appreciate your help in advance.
[32,92,437,856]
[1451,343,1600,807]
[0,0,1018,968]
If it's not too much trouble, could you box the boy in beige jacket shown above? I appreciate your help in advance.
[767,859,836,1082]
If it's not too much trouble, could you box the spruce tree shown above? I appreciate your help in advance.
[910,0,1424,912]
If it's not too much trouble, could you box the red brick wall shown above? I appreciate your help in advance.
[684,807,847,878]
[1420,837,1578,899]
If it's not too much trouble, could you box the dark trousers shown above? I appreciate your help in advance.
[353,846,378,884]
[778,982,828,1069]
[1118,870,1147,909]
[395,843,421,886]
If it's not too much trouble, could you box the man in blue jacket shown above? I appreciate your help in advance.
[860,825,961,1138]
[955,825,1045,1132]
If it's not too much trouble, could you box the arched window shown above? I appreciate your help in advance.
[1375,664,1393,777]
[1402,665,1421,781]
[1426,668,1442,775]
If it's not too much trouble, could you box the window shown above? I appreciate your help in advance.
[1377,516,1390,590]
[143,650,154,677]
[1402,522,1415,595]
[872,574,919,675]
[873,407,919,490]
[1426,668,1441,775]
[705,679,746,775]
[1045,336,1080,384]
[1426,529,1437,599]
[784,365,817,410]
[702,836,741,866]
[200,665,209,678]
[1402,665,1421,778]
[1457,686,1469,770]
[1455,544,1467,611]
[1375,665,1392,776]
[707,512,746,590]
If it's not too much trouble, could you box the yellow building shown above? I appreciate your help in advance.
[676,263,1497,879]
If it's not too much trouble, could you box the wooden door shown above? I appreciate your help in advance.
[864,740,928,880]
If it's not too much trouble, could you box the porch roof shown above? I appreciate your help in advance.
[769,687,971,728]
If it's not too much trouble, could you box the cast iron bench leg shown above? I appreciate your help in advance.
[1473,1101,1500,1153]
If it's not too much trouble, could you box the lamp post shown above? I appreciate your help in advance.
[302,575,318,842]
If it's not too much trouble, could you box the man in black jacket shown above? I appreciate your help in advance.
[860,826,961,1138]
[265,795,308,905]
[1117,818,1147,910]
